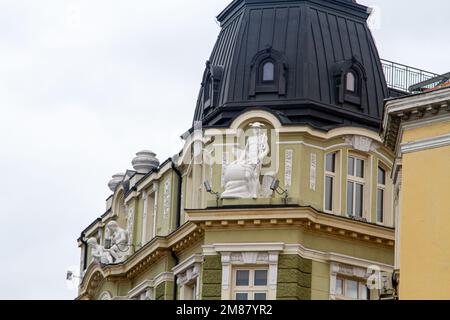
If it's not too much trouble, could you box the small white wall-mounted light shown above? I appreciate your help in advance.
[204,180,221,206]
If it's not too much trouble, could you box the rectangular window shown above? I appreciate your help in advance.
[233,268,269,301]
[335,277,369,300]
[347,156,366,218]
[325,153,337,213]
[377,166,386,223]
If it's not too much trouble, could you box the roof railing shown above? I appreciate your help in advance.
[381,59,449,93]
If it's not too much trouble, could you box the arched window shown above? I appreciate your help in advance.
[249,47,287,96]
[262,61,275,82]
[334,57,366,107]
[346,71,357,93]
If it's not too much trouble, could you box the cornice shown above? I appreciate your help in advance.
[186,206,395,247]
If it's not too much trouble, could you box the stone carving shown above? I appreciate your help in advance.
[87,237,113,265]
[284,149,293,187]
[105,221,130,264]
[221,122,270,199]
[260,174,275,198]
[345,135,379,152]
[310,153,317,191]
[163,179,171,218]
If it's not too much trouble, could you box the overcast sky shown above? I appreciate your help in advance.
[0,0,448,300]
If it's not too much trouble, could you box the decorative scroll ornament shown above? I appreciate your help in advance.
[284,149,293,187]
[221,122,270,199]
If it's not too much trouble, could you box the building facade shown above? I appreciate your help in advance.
[75,0,448,300]
[383,86,450,300]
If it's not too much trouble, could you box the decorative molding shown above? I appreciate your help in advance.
[163,179,171,219]
[400,134,450,154]
[310,153,317,191]
[345,135,379,152]
[127,280,153,300]
[205,243,282,300]
[284,149,293,187]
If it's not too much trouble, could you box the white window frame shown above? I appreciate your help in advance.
[377,165,387,224]
[347,154,367,218]
[172,254,203,301]
[334,277,368,300]
[210,243,283,300]
[324,152,340,214]
[232,267,269,301]
[330,262,370,301]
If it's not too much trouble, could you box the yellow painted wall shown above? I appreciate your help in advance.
[399,132,450,299]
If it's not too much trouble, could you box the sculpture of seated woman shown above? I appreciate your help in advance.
[221,122,270,199]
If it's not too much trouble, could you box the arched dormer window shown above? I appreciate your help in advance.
[250,47,287,97]
[334,57,367,107]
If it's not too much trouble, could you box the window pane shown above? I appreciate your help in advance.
[254,293,267,301]
[347,182,354,216]
[355,183,364,218]
[326,153,336,173]
[346,280,358,299]
[335,279,343,295]
[356,159,364,178]
[348,157,355,176]
[235,293,248,301]
[236,270,250,286]
[378,167,386,185]
[254,270,268,286]
[263,62,275,82]
[346,72,356,92]
[377,189,384,223]
[360,284,368,300]
[325,176,334,212]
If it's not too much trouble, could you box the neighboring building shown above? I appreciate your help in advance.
[75,0,448,300]
[383,87,450,300]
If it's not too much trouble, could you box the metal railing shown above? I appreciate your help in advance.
[381,59,448,93]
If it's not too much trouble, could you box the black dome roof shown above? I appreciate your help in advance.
[192,0,388,131]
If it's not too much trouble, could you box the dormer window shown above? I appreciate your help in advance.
[262,61,275,82]
[249,47,287,97]
[201,62,223,112]
[334,57,366,107]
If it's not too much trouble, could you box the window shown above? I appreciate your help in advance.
[325,153,337,213]
[335,277,369,300]
[233,268,268,301]
[346,72,356,92]
[347,156,365,218]
[183,282,197,300]
[377,166,386,223]
[249,48,287,96]
[262,61,275,82]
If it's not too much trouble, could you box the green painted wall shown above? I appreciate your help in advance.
[201,256,222,300]
[277,255,312,300]
[311,261,330,300]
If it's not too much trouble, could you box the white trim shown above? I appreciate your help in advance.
[400,134,450,154]
[153,272,174,287]
[172,254,204,276]
[127,280,154,300]
[204,243,285,254]
[283,244,393,272]
[277,141,349,151]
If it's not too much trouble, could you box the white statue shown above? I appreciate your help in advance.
[221,122,270,199]
[87,237,113,265]
[105,221,130,264]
